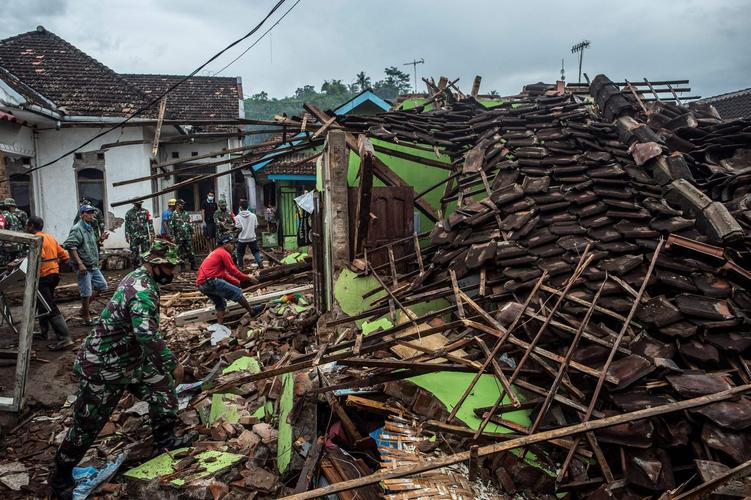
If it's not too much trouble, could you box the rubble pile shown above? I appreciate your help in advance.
[2,76,751,499]
[323,75,751,497]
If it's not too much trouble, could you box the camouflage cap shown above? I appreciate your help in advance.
[218,199,227,207]
[4,198,16,206]
[142,239,182,266]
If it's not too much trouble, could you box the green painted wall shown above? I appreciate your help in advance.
[346,139,452,232]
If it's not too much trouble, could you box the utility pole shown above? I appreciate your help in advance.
[403,58,425,93]
[570,40,591,84]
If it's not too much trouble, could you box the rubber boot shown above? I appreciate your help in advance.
[48,314,74,351]
[152,416,198,455]
[48,458,75,500]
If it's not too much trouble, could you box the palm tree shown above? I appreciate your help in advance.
[354,71,371,92]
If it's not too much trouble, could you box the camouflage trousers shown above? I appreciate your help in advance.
[55,370,177,468]
[129,236,151,266]
[174,237,195,264]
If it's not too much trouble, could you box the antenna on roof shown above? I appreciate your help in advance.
[403,58,425,93]
[571,40,591,84]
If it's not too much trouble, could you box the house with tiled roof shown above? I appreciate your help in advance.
[0,26,244,248]
[691,87,751,120]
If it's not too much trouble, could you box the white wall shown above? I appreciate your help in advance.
[34,126,152,249]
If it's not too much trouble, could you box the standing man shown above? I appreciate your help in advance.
[213,198,237,242]
[197,235,258,325]
[124,201,155,269]
[160,198,177,239]
[0,199,20,231]
[73,197,105,241]
[168,199,196,271]
[5,198,28,228]
[0,199,22,265]
[200,191,218,246]
[264,204,277,232]
[234,200,263,269]
[49,240,194,499]
[27,216,74,350]
[64,205,109,326]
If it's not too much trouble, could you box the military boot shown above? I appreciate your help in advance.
[48,459,75,500]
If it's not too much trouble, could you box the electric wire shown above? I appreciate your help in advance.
[213,0,303,76]
[14,0,288,178]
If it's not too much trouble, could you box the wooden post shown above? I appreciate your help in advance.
[325,129,350,265]
[471,75,482,98]
[353,136,374,256]
[0,229,42,412]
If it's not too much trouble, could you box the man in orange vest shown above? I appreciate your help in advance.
[27,216,74,350]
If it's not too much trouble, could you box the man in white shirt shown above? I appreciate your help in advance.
[234,200,263,269]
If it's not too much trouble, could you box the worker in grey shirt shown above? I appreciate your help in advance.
[234,200,262,269]
[64,205,109,326]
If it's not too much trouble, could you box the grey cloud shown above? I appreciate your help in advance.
[1,0,748,100]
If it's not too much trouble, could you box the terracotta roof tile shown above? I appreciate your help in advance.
[694,88,751,120]
[121,73,241,121]
[0,26,149,116]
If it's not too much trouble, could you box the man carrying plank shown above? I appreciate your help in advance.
[196,234,259,324]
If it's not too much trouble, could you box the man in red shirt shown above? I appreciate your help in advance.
[196,235,258,324]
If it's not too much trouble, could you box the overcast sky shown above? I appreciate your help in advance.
[2,0,749,100]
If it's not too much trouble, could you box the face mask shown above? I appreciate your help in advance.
[208,196,214,202]
[153,266,174,285]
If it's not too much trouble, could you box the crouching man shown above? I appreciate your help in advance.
[49,240,194,499]
[196,234,259,324]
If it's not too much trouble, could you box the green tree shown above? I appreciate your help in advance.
[321,79,348,96]
[373,66,411,100]
[294,85,317,99]
[353,71,371,92]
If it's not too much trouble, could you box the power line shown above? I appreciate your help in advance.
[214,0,303,76]
[17,0,288,178]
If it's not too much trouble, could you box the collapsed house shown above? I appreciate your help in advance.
[1,73,751,499]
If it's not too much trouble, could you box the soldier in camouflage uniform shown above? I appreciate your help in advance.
[124,201,155,269]
[49,240,194,500]
[4,198,28,228]
[213,198,238,241]
[0,199,22,265]
[168,199,196,270]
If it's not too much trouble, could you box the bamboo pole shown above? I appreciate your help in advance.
[279,384,751,500]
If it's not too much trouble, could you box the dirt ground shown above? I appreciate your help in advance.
[0,269,129,427]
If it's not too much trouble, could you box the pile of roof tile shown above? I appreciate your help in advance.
[334,75,751,497]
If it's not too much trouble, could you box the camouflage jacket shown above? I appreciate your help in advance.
[75,266,176,383]
[11,208,27,228]
[0,210,21,231]
[168,210,193,240]
[124,207,155,242]
[213,209,238,236]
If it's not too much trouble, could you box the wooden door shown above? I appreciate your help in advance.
[349,186,414,269]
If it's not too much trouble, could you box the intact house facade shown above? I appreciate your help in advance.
[0,26,248,249]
